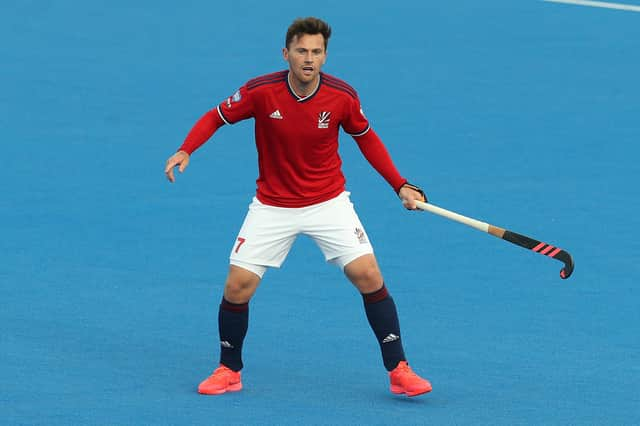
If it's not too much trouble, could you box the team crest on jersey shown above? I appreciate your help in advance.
[354,227,368,244]
[318,111,331,129]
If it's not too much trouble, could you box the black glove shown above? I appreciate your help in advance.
[399,182,427,202]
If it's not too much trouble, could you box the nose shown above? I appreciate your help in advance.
[304,52,313,62]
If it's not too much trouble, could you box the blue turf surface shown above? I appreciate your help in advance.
[2,1,639,424]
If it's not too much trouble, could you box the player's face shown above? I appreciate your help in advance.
[283,33,326,91]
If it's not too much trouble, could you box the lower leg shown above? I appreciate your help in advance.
[218,298,249,371]
[218,265,262,371]
[361,284,406,371]
[344,255,406,371]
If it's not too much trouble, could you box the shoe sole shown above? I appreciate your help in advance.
[198,382,243,395]
[390,385,432,397]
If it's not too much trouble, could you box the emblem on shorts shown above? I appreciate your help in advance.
[354,227,368,244]
[318,111,331,128]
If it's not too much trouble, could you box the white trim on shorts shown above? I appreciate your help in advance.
[229,191,373,278]
[229,259,267,279]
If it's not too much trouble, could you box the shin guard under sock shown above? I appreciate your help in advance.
[362,284,406,371]
[218,298,249,372]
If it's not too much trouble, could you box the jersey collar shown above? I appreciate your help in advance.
[286,71,321,103]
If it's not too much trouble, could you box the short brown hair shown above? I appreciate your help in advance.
[285,17,331,50]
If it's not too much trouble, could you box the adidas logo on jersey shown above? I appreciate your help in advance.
[269,109,283,119]
[220,340,234,349]
[382,333,400,344]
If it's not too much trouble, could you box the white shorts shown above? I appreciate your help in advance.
[229,191,374,278]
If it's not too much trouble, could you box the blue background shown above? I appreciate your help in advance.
[2,0,639,424]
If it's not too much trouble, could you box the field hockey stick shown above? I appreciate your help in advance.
[414,200,574,279]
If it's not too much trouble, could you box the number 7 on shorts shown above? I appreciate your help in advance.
[234,237,246,253]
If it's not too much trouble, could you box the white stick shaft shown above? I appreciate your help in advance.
[415,200,489,233]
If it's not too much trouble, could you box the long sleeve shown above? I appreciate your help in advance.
[178,109,226,154]
[354,128,407,193]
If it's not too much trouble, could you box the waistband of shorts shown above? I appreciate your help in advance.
[252,191,351,210]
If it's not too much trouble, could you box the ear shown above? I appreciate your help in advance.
[282,47,289,61]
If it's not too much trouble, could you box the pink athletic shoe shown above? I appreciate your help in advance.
[198,364,242,395]
[389,361,432,397]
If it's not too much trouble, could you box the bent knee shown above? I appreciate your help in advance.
[344,256,383,292]
[224,280,257,303]
[224,265,261,303]
[354,265,382,284]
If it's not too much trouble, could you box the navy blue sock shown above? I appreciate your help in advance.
[362,284,406,371]
[218,298,249,372]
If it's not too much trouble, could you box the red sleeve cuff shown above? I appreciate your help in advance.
[393,179,408,194]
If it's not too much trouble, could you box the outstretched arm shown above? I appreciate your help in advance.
[354,129,426,209]
[164,109,225,182]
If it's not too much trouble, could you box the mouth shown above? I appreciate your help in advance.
[302,66,314,75]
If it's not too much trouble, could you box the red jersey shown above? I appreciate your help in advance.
[180,70,406,207]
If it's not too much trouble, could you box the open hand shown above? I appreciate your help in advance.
[164,150,190,182]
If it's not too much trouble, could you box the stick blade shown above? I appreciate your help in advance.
[503,231,575,280]
[555,250,575,279]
